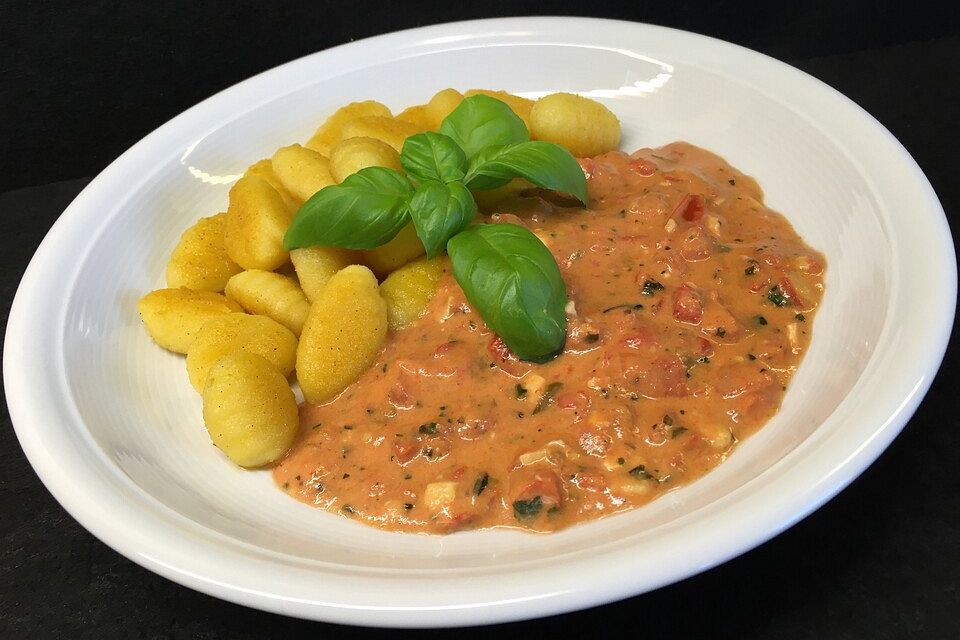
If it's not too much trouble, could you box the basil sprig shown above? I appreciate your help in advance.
[282,94,590,362]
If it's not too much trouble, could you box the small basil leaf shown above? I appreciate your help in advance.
[400,132,467,184]
[283,167,413,250]
[408,180,476,258]
[439,95,529,161]
[447,223,567,362]
[465,141,589,205]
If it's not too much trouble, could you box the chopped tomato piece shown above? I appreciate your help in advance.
[515,472,563,506]
[779,276,805,308]
[392,440,420,465]
[556,390,589,412]
[672,284,703,324]
[673,194,705,222]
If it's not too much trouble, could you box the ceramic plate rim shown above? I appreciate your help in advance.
[5,17,956,627]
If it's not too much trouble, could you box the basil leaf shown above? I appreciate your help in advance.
[447,223,567,362]
[408,180,476,258]
[400,132,467,184]
[439,94,529,161]
[465,141,589,205]
[283,167,413,250]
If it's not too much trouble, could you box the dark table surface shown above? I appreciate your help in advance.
[1,31,958,640]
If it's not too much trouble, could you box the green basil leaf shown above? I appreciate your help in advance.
[408,180,476,258]
[400,132,467,184]
[465,141,589,205]
[447,223,567,362]
[283,167,413,250]
[439,95,529,161]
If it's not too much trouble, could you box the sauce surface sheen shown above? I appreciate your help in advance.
[274,142,826,533]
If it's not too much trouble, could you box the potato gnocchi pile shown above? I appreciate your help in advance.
[138,89,621,467]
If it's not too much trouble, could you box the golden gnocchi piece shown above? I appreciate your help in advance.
[186,313,297,392]
[137,288,242,354]
[529,92,621,157]
[379,256,446,329]
[224,175,293,271]
[360,222,425,278]
[338,116,424,153]
[202,352,299,467]
[225,269,310,336]
[244,159,300,210]
[270,144,335,203]
[297,265,388,404]
[289,246,357,302]
[396,105,434,131]
[424,88,464,129]
[329,136,402,183]
[165,213,242,292]
[464,89,535,128]
[305,100,392,156]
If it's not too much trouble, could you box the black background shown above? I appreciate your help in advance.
[1,1,958,638]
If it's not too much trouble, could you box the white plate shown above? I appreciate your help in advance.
[5,17,955,627]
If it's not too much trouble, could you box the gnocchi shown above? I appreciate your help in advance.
[361,222,425,278]
[305,100,392,156]
[296,265,387,404]
[224,174,293,271]
[225,269,310,336]
[270,144,336,203]
[529,92,621,157]
[289,246,357,302]
[202,352,298,467]
[329,136,402,183]
[138,288,242,354]
[379,256,446,329]
[186,313,297,392]
[165,212,242,292]
[338,116,425,153]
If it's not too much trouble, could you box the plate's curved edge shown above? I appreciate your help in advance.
[4,16,957,627]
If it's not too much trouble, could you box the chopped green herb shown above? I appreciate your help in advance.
[532,382,564,414]
[403,503,414,510]
[663,414,674,426]
[584,333,600,344]
[795,313,806,322]
[341,505,356,516]
[342,424,354,430]
[473,472,490,496]
[617,457,625,465]
[418,422,439,435]
[641,280,665,296]
[513,496,544,520]
[515,383,528,399]
[728,178,736,186]
[670,426,689,438]
[718,245,732,253]
[754,315,768,326]
[767,285,789,307]
[716,327,726,337]
[602,302,644,314]
[697,356,711,364]
[744,260,759,276]
[748,353,757,360]
[628,465,654,480]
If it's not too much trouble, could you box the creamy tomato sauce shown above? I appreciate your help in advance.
[274,142,825,533]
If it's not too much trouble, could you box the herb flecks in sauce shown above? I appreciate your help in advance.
[274,143,825,534]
